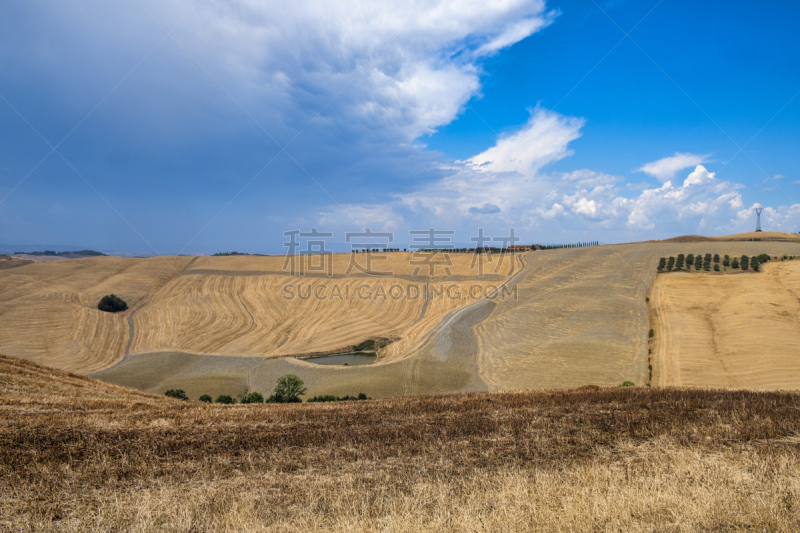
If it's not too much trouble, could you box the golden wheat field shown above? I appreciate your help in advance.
[651,259,800,389]
[0,252,521,375]
[3,354,800,531]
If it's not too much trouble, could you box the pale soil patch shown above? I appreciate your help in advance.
[652,260,800,389]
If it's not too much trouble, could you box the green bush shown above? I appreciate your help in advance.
[713,264,720,272]
[713,254,720,263]
[199,394,212,403]
[215,395,235,404]
[741,255,749,271]
[98,294,128,313]
[240,391,264,404]
[619,381,635,387]
[649,329,654,338]
[731,258,739,269]
[164,389,188,401]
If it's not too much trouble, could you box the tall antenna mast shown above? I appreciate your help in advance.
[755,207,763,232]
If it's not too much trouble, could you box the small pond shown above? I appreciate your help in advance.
[300,352,377,366]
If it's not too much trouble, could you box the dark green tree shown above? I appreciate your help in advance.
[713,254,720,263]
[750,256,760,271]
[658,257,667,271]
[741,255,749,271]
[199,394,212,403]
[676,254,685,269]
[666,257,675,271]
[98,294,128,313]
[714,264,720,272]
[731,257,740,269]
[695,257,703,270]
[270,374,307,403]
[686,254,695,266]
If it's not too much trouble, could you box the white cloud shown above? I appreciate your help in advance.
[465,107,585,175]
[683,164,715,186]
[171,0,557,141]
[397,107,584,219]
[638,152,710,182]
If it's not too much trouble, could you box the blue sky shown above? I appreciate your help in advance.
[1,0,799,255]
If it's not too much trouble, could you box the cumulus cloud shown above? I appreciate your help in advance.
[397,107,585,219]
[638,152,710,182]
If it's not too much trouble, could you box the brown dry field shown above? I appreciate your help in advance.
[651,259,800,389]
[2,354,800,531]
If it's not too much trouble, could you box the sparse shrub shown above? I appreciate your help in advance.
[619,381,635,387]
[649,329,654,338]
[215,395,235,404]
[98,294,128,313]
[199,394,212,403]
[354,339,376,351]
[164,389,188,401]
[240,391,264,404]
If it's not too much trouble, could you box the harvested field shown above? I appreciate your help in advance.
[651,260,800,389]
[475,241,800,390]
[0,253,521,378]
[2,355,800,531]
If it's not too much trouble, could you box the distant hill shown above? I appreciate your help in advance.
[654,231,800,243]
[12,249,106,258]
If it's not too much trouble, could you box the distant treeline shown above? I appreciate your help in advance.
[212,251,268,256]
[656,253,791,273]
[14,250,105,257]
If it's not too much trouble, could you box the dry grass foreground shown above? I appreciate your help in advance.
[2,354,800,532]
[0,253,521,374]
[651,259,800,389]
